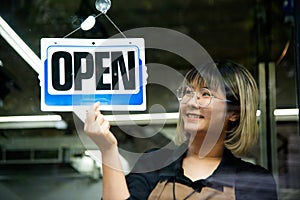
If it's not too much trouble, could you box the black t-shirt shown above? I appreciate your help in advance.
[125,145,278,200]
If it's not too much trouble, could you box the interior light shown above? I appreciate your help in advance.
[274,108,299,116]
[0,115,62,122]
[0,115,67,130]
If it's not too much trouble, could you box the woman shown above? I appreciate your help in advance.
[84,60,278,200]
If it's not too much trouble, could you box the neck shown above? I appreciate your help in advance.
[186,132,226,158]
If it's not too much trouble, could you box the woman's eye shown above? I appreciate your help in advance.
[202,92,210,97]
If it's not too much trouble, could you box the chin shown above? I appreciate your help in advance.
[184,122,208,135]
[184,125,200,135]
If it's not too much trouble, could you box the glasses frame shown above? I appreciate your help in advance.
[176,85,232,108]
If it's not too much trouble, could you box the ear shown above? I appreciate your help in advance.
[228,111,239,122]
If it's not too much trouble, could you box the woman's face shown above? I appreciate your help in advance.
[180,85,229,137]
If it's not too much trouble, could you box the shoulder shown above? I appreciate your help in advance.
[235,158,271,174]
[220,150,277,199]
[222,149,273,178]
[232,157,278,199]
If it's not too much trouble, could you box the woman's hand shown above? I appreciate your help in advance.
[84,102,117,152]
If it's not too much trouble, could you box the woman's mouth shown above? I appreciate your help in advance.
[186,114,204,119]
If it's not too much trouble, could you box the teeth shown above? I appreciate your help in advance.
[187,114,202,118]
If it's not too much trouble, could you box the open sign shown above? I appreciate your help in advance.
[40,38,146,111]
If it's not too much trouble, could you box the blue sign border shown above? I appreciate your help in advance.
[44,44,145,108]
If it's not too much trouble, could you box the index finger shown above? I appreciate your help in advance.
[93,101,100,111]
[93,101,102,117]
[86,102,100,122]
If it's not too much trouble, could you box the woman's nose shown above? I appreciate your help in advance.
[186,94,200,108]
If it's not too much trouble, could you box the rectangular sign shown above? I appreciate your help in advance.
[40,38,147,111]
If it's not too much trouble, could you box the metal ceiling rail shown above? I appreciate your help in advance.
[0,16,41,74]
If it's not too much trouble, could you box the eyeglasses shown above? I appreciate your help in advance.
[176,86,232,107]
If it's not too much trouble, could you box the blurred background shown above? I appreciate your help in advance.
[0,0,299,199]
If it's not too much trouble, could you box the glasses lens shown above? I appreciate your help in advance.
[176,86,190,102]
[177,86,212,107]
[198,88,212,107]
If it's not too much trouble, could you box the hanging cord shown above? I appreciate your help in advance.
[63,27,81,38]
[63,12,126,38]
[103,13,126,38]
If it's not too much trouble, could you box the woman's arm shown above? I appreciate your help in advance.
[101,147,130,200]
[84,102,130,200]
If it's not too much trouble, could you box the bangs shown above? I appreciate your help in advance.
[184,64,223,92]
[184,69,207,88]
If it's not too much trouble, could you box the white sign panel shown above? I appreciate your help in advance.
[40,38,146,111]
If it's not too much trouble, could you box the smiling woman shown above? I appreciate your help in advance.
[175,60,259,157]
[84,60,278,200]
